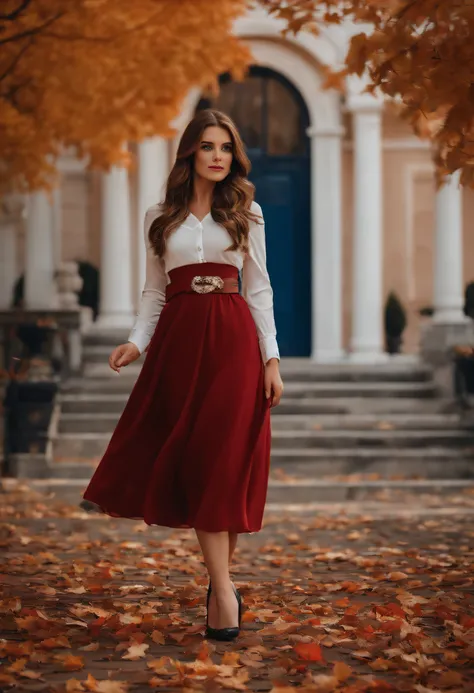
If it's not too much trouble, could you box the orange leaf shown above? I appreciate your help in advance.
[222,651,240,666]
[388,572,408,581]
[151,630,165,645]
[293,642,324,662]
[40,636,71,650]
[122,643,149,660]
[61,655,85,671]
[369,658,391,671]
[333,661,352,682]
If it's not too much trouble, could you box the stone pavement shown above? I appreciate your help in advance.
[1,480,474,693]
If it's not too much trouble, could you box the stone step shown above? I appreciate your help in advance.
[60,377,139,394]
[270,449,474,478]
[53,433,110,459]
[82,344,131,363]
[52,428,474,459]
[57,392,454,415]
[271,429,474,449]
[79,358,433,383]
[82,363,142,379]
[276,397,453,415]
[59,413,121,433]
[268,478,474,503]
[51,445,474,479]
[281,381,438,398]
[48,461,95,479]
[57,411,473,434]
[271,413,472,431]
[83,329,130,346]
[59,380,439,401]
[279,363,432,383]
[58,393,129,414]
[61,377,438,399]
[15,476,474,505]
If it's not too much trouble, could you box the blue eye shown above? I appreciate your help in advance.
[201,144,212,151]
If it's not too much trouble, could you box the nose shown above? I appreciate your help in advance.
[213,149,222,162]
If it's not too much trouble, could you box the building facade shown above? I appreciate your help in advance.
[2,9,473,361]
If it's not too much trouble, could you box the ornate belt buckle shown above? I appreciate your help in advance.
[190,275,224,294]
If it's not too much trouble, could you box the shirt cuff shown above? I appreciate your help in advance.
[259,336,280,365]
[127,331,149,355]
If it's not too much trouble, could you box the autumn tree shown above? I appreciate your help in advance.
[260,0,474,186]
[0,0,250,193]
[2,0,474,192]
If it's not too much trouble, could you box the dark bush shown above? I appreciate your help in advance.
[464,281,474,319]
[385,291,407,338]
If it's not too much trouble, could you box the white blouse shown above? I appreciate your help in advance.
[128,200,280,364]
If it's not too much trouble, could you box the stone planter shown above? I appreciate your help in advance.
[3,380,58,476]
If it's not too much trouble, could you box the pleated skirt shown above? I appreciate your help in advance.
[82,262,272,533]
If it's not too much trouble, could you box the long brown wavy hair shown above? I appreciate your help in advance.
[148,109,260,258]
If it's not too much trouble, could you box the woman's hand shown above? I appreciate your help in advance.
[264,358,284,408]
[108,342,141,373]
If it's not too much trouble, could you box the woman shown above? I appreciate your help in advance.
[82,109,284,641]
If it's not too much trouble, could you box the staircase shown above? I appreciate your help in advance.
[46,332,474,504]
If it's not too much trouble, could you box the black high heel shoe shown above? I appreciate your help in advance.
[205,582,242,641]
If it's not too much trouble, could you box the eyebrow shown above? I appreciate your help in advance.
[201,140,232,146]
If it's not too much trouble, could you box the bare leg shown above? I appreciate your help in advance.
[228,532,238,565]
[205,531,239,627]
[196,529,239,630]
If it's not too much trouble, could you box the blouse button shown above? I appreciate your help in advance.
[197,246,202,251]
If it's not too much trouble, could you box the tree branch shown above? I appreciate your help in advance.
[0,11,63,45]
[394,0,418,21]
[0,0,31,22]
[0,35,34,83]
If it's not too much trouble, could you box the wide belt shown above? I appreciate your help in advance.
[165,262,239,303]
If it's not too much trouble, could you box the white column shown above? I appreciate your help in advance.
[433,171,466,323]
[95,164,134,328]
[308,124,344,361]
[137,137,169,293]
[24,191,58,309]
[347,93,385,361]
[52,184,62,269]
[0,221,18,309]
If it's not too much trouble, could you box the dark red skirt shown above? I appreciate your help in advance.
[82,262,271,533]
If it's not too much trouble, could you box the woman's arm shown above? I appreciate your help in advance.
[127,206,167,354]
[242,202,280,365]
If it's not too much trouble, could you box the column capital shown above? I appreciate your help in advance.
[345,73,384,114]
[306,124,345,138]
[345,90,383,115]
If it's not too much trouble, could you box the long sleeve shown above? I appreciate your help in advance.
[128,206,168,354]
[242,202,280,364]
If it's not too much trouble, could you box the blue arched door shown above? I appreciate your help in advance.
[196,66,311,356]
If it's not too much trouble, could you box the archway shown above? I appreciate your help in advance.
[196,66,311,356]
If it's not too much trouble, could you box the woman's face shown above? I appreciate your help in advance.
[194,126,233,183]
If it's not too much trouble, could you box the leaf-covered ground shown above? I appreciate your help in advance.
[1,481,474,693]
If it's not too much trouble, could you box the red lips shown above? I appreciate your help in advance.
[209,166,224,170]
